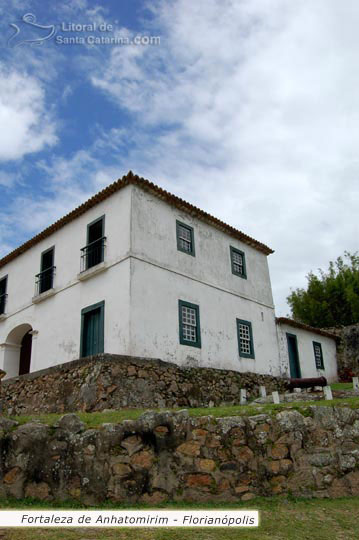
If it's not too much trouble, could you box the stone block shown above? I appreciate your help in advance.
[25,482,50,501]
[130,450,154,470]
[185,474,213,488]
[176,441,201,457]
[198,459,216,472]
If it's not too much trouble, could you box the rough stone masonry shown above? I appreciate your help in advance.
[1,406,359,503]
[0,354,288,416]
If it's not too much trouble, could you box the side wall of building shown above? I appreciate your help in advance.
[129,186,282,375]
[0,186,132,377]
[276,323,338,382]
[130,259,281,374]
[130,185,275,307]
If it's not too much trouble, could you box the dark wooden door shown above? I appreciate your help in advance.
[19,331,32,375]
[286,333,301,378]
[82,308,101,357]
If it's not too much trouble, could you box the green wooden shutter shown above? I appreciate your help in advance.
[81,301,105,357]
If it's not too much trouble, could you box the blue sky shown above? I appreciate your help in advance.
[1,0,359,315]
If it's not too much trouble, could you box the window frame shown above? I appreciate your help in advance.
[236,318,255,359]
[176,220,195,257]
[0,275,8,315]
[230,246,247,279]
[87,215,105,245]
[313,341,324,370]
[178,299,201,348]
[82,215,106,271]
[80,300,105,358]
[38,246,55,294]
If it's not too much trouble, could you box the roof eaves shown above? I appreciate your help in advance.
[0,171,273,270]
[275,317,340,341]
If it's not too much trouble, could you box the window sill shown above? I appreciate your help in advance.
[232,272,247,280]
[179,340,202,349]
[32,288,56,304]
[77,261,107,281]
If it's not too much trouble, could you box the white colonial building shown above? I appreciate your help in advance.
[0,172,338,381]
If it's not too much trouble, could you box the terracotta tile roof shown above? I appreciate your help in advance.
[0,171,273,270]
[276,317,340,341]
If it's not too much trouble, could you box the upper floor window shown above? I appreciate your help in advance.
[0,276,8,315]
[176,221,195,256]
[179,300,201,348]
[81,215,106,272]
[230,246,247,279]
[313,341,324,369]
[36,247,55,295]
[237,318,255,359]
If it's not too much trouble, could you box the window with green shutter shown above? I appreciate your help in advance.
[80,301,105,357]
[313,341,324,369]
[176,221,195,256]
[237,319,255,359]
[178,300,201,348]
[230,246,247,278]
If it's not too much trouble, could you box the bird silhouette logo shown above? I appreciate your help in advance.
[8,13,56,47]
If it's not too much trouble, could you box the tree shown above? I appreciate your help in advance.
[287,252,359,328]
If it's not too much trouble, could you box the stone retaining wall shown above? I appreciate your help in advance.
[0,354,288,416]
[334,324,359,379]
[1,406,359,503]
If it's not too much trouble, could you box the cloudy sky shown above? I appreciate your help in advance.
[0,0,358,315]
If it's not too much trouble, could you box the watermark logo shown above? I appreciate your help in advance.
[7,13,160,47]
[8,13,56,47]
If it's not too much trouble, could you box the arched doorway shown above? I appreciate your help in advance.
[2,324,33,378]
[19,331,32,375]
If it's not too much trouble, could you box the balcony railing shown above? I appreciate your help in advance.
[80,236,106,273]
[0,293,7,315]
[35,266,56,296]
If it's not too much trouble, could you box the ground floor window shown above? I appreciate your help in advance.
[178,300,201,348]
[80,300,105,357]
[313,341,324,369]
[237,319,255,359]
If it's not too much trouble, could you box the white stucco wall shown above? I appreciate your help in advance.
[129,258,282,375]
[130,186,275,308]
[0,181,286,379]
[128,185,281,375]
[276,323,338,383]
[0,186,132,377]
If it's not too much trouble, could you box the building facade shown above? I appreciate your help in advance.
[0,172,338,381]
[276,318,338,382]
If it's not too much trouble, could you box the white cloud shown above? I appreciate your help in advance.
[0,65,57,161]
[89,0,359,314]
[2,0,358,316]
[3,145,126,242]
[0,171,19,188]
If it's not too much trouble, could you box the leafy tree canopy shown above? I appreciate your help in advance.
[287,251,359,328]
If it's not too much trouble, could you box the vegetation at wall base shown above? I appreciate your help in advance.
[10,395,359,428]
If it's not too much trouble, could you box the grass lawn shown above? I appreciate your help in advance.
[2,397,359,539]
[11,395,359,429]
[0,496,358,540]
[331,382,354,391]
